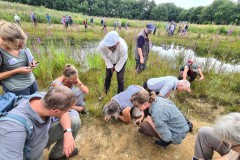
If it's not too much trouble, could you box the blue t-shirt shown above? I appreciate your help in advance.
[113,85,143,110]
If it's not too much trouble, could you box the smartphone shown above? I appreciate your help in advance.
[30,62,39,68]
[192,157,199,160]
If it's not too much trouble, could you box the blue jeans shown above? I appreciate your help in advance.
[2,81,38,96]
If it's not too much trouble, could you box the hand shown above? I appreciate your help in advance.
[111,67,115,73]
[104,116,111,122]
[16,66,32,74]
[63,132,75,158]
[198,77,204,81]
[29,60,38,68]
[140,57,144,64]
[135,118,142,126]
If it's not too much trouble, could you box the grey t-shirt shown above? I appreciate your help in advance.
[147,76,178,97]
[0,95,50,159]
[113,85,142,110]
[0,48,35,91]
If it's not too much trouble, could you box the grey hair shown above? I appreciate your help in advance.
[178,80,190,89]
[213,112,240,144]
[102,100,120,119]
[43,86,77,110]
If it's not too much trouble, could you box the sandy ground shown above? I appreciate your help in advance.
[44,98,225,160]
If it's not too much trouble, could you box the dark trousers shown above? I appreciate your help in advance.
[178,71,198,82]
[104,63,126,93]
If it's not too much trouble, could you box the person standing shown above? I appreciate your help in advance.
[99,31,128,94]
[0,20,38,96]
[14,14,21,25]
[134,23,155,73]
[46,13,51,25]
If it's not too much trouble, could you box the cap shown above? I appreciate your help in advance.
[102,31,119,47]
[102,100,120,119]
[146,23,155,31]
[190,63,199,72]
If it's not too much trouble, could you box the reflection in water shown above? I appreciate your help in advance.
[152,45,240,73]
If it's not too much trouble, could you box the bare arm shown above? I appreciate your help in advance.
[198,68,204,81]
[182,66,189,80]
[0,67,32,80]
[138,48,144,64]
[117,107,131,123]
[59,112,75,158]
[77,79,89,93]
[215,153,228,160]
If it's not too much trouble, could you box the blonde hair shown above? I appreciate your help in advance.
[0,20,27,45]
[63,64,78,78]
[130,90,156,107]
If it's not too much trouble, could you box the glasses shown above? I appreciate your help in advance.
[58,108,70,112]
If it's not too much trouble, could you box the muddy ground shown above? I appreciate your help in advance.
[44,99,225,160]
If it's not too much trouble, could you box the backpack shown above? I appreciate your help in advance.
[0,92,33,159]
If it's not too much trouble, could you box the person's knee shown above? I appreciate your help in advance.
[70,116,81,134]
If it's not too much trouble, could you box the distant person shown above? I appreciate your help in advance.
[90,17,94,24]
[61,16,66,27]
[0,86,81,160]
[194,113,240,160]
[68,16,73,26]
[103,85,145,123]
[65,15,69,29]
[131,91,189,147]
[102,18,107,33]
[134,23,155,73]
[165,21,170,35]
[178,60,204,82]
[118,20,122,33]
[14,14,21,25]
[143,76,191,98]
[83,19,88,29]
[46,13,51,25]
[50,64,89,113]
[99,31,128,94]
[32,13,37,26]
[0,20,38,96]
[113,19,117,31]
[153,26,157,35]
[125,21,129,30]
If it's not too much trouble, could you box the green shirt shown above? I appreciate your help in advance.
[0,49,35,91]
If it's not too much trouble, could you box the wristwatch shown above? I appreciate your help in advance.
[63,128,72,134]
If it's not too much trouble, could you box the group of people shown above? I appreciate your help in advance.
[0,19,239,160]
[166,20,189,36]
[61,15,73,29]
[0,20,88,159]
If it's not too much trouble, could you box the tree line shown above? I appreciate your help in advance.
[4,0,240,25]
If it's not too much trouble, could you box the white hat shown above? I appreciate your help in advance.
[102,31,119,47]
[15,14,18,16]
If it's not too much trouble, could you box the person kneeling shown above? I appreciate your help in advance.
[130,90,189,147]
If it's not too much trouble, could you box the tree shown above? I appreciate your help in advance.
[150,4,168,21]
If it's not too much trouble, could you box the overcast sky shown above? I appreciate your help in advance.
[154,0,238,9]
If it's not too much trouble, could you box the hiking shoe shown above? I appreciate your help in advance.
[49,148,78,160]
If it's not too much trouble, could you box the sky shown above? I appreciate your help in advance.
[154,0,238,9]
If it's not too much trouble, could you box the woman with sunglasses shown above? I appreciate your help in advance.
[0,20,38,96]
